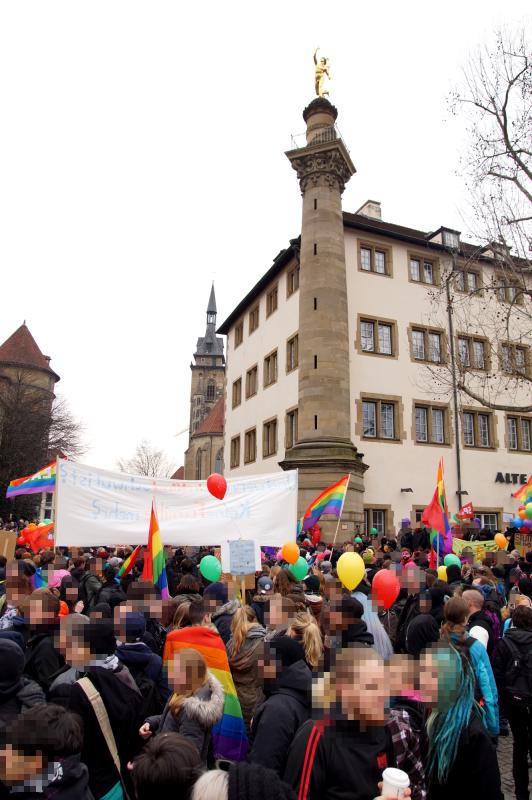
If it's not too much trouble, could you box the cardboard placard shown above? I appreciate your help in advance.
[0,531,17,561]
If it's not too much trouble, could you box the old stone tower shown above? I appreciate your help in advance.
[184,286,225,479]
[280,97,367,539]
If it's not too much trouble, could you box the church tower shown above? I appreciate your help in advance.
[280,97,367,538]
[189,285,225,435]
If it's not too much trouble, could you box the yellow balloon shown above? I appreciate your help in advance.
[437,565,448,582]
[337,552,365,591]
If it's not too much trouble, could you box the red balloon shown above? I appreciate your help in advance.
[207,473,227,500]
[372,569,400,610]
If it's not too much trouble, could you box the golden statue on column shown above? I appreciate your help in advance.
[314,48,331,97]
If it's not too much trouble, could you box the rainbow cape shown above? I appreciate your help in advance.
[118,544,142,578]
[301,475,350,531]
[513,476,532,505]
[6,461,56,498]
[422,458,452,565]
[163,626,248,761]
[141,502,169,599]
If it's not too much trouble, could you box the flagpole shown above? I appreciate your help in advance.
[332,474,351,549]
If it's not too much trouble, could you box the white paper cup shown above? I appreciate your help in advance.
[381,767,410,798]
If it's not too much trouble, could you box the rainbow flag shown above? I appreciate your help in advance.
[422,458,452,565]
[141,502,169,599]
[163,626,248,761]
[118,544,142,578]
[6,461,56,498]
[513,476,532,505]
[301,475,350,531]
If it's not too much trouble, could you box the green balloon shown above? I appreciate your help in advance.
[289,556,308,582]
[371,527,378,536]
[444,554,461,568]
[200,555,222,583]
[354,537,363,544]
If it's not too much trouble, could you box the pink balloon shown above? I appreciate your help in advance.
[206,473,227,500]
[276,549,283,561]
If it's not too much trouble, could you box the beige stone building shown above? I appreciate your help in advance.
[184,286,225,479]
[218,98,531,542]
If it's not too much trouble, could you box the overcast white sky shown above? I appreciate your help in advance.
[0,1,529,472]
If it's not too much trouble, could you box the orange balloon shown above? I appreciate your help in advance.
[494,533,507,550]
[282,541,299,564]
[519,509,527,520]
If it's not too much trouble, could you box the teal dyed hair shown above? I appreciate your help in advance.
[427,644,481,784]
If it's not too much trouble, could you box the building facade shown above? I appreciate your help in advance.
[184,286,225,479]
[218,99,530,541]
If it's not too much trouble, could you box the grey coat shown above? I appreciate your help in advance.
[145,672,224,767]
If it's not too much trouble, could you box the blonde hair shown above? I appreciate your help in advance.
[191,768,228,800]
[168,648,208,716]
[172,601,191,630]
[230,604,259,654]
[313,646,382,712]
[288,611,322,668]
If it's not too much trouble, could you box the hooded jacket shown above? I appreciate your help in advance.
[405,614,440,658]
[116,640,170,702]
[2,754,92,800]
[78,572,103,611]
[493,627,532,710]
[97,580,126,609]
[250,595,270,627]
[212,599,240,645]
[467,609,496,659]
[0,641,45,728]
[145,672,224,767]
[323,621,374,671]
[249,659,312,775]
[23,628,64,692]
[68,663,143,799]
[227,625,266,732]
[448,631,499,736]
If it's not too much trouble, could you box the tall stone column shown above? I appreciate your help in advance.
[280,97,367,542]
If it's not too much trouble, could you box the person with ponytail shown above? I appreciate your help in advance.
[139,648,224,767]
[286,610,322,670]
[226,605,266,733]
[420,642,503,799]
[440,596,499,736]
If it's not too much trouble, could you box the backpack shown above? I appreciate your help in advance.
[503,635,532,705]
[144,619,167,657]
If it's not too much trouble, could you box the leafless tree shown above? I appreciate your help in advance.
[117,439,174,478]
[423,28,531,413]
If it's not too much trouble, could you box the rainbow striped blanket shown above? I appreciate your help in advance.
[163,625,248,761]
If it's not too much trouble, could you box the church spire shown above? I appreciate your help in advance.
[207,283,217,326]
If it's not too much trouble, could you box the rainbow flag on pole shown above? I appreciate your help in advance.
[6,461,56,498]
[300,475,350,531]
[422,458,452,565]
[163,626,248,761]
[513,476,532,505]
[118,545,142,578]
[141,502,169,599]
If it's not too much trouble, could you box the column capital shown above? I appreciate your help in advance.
[286,141,355,195]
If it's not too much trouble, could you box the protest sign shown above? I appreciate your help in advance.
[220,539,260,576]
[55,460,298,547]
[0,531,17,561]
[452,537,500,562]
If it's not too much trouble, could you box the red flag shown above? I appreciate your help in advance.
[457,502,474,520]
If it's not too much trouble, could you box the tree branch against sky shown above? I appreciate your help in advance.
[117,439,174,478]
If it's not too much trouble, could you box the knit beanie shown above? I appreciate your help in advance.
[269,635,305,667]
[228,762,296,800]
[0,639,25,699]
[203,581,228,605]
[83,619,116,657]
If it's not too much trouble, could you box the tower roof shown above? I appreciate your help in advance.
[207,283,217,315]
[192,397,224,437]
[0,324,60,381]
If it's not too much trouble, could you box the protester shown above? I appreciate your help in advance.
[77,558,104,613]
[173,575,202,608]
[0,561,35,631]
[227,606,266,733]
[130,733,201,800]
[250,576,274,627]
[203,582,239,645]
[0,639,45,728]
[21,590,64,692]
[462,588,496,657]
[97,566,127,609]
[322,594,373,669]
[285,610,322,670]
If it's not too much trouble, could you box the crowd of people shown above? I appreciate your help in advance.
[0,525,530,800]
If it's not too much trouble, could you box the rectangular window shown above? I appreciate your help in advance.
[234,322,243,348]
[362,398,397,441]
[361,321,375,352]
[423,261,434,284]
[378,323,392,355]
[428,332,441,363]
[232,378,242,409]
[364,509,386,536]
[359,243,390,276]
[515,347,526,373]
[286,335,299,372]
[244,429,256,464]
[362,401,377,438]
[467,272,478,292]
[266,285,278,317]
[287,265,300,297]
[496,277,524,305]
[249,305,259,334]
[478,413,491,448]
[455,270,465,292]
[522,419,532,451]
[432,408,445,444]
[286,408,298,449]
[501,343,528,375]
[473,340,485,370]
[245,365,258,398]
[463,412,475,446]
[508,417,518,450]
[458,338,470,367]
[412,329,425,360]
[409,258,421,282]
[359,319,395,356]
[480,513,498,532]
[263,419,277,457]
[264,350,278,387]
[380,403,395,439]
[230,436,240,469]
[415,406,428,442]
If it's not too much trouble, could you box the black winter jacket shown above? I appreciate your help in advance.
[0,678,45,728]
[212,599,240,645]
[23,630,64,692]
[97,580,126,609]
[116,641,170,702]
[249,660,312,775]
[492,627,532,710]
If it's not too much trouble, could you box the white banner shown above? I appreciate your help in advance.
[55,460,298,547]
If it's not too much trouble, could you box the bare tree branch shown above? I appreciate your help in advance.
[117,440,174,478]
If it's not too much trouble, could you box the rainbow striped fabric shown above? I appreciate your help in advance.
[6,461,56,498]
[118,544,142,578]
[141,502,169,599]
[422,458,452,563]
[301,475,350,531]
[163,626,248,761]
[513,476,532,505]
